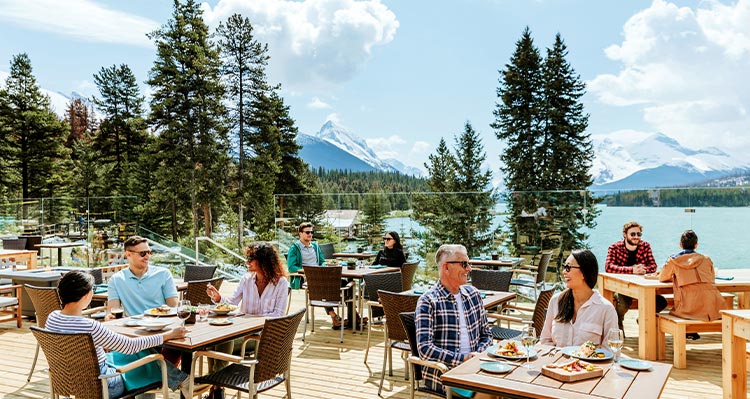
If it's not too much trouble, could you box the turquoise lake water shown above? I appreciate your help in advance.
[384,206,750,271]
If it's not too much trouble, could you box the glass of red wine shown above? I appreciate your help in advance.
[177,300,191,327]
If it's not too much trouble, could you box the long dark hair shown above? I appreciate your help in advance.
[555,249,599,323]
[246,241,288,285]
[58,270,95,306]
[384,231,403,251]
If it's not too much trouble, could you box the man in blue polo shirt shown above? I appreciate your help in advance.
[106,235,179,318]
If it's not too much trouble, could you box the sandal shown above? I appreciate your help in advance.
[331,315,343,330]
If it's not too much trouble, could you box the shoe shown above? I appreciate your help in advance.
[331,315,343,330]
[686,333,700,340]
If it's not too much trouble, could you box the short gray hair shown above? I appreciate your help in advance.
[435,244,467,266]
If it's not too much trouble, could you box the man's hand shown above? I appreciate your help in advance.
[632,264,646,275]
[104,313,116,321]
[462,352,480,363]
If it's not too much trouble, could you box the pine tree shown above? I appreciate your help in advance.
[147,0,229,239]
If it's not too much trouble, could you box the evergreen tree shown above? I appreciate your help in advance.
[65,98,97,148]
[0,53,71,207]
[361,187,387,246]
[147,0,229,239]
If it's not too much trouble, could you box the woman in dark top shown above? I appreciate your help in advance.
[372,231,406,268]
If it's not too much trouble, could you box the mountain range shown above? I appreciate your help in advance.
[22,86,750,189]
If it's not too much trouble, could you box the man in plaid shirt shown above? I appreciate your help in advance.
[415,244,492,397]
[605,221,666,330]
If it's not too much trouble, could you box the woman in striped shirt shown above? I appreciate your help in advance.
[45,270,188,398]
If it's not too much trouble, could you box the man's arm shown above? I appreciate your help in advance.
[639,242,658,274]
[165,296,178,307]
[286,245,301,273]
[605,242,634,274]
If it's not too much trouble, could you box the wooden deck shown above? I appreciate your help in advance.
[0,281,741,398]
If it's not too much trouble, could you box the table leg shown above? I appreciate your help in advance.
[638,288,657,360]
[723,316,746,399]
[737,292,750,309]
[57,248,63,267]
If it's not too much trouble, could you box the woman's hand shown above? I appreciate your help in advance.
[163,326,187,341]
[206,284,220,302]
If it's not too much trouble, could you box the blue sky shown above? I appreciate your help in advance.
[1,0,749,174]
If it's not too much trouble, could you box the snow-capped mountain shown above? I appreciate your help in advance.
[382,158,424,177]
[316,120,398,172]
[591,131,750,189]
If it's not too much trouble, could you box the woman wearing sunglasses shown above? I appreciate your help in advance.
[371,231,406,269]
[539,249,618,347]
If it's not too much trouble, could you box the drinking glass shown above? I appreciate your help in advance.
[197,304,210,322]
[177,300,191,327]
[520,324,538,369]
[607,328,625,370]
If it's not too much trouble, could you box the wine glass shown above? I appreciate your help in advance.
[177,299,191,327]
[607,328,625,370]
[520,324,538,369]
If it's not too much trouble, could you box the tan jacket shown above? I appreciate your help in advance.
[658,252,726,321]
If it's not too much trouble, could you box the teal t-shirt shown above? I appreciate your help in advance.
[107,267,179,316]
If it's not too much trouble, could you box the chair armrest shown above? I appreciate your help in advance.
[502,303,534,313]
[341,281,355,291]
[0,284,21,294]
[516,264,538,270]
[367,300,382,308]
[82,306,106,316]
[194,350,243,364]
[487,313,524,324]
[511,269,536,276]
[407,355,449,372]
[115,353,166,374]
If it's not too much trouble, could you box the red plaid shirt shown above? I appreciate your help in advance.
[605,240,657,274]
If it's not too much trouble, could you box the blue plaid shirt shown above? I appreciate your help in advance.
[415,282,492,394]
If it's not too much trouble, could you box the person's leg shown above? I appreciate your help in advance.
[614,293,633,331]
[207,340,234,373]
[101,364,126,398]
[655,294,668,313]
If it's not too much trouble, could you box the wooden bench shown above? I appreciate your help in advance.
[657,313,722,368]
[628,292,734,309]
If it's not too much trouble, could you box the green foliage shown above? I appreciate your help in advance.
[604,187,750,207]
[361,188,388,246]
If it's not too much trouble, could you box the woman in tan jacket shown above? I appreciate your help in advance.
[649,230,726,339]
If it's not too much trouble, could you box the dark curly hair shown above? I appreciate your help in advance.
[245,241,288,284]
[59,270,95,306]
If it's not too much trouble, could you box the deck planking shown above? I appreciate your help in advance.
[0,281,742,398]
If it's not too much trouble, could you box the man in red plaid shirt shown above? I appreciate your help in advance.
[605,221,667,330]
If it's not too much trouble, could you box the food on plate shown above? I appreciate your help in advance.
[496,341,525,357]
[213,303,236,312]
[546,359,598,373]
[572,341,605,358]
[147,305,173,315]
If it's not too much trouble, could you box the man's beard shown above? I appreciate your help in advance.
[626,237,640,247]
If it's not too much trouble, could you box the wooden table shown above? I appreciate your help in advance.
[721,309,750,399]
[598,269,750,360]
[469,257,525,270]
[332,252,378,261]
[441,346,672,399]
[36,242,86,267]
[0,249,38,269]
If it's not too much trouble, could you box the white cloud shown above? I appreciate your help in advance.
[201,0,399,90]
[308,96,332,109]
[0,0,158,47]
[366,135,429,169]
[588,0,750,153]
[325,112,342,125]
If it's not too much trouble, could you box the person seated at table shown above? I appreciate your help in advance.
[45,270,189,397]
[605,221,667,331]
[371,231,406,269]
[416,244,494,398]
[646,230,727,340]
[540,249,618,347]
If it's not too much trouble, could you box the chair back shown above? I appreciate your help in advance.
[470,269,513,292]
[184,277,224,305]
[531,287,555,336]
[30,326,103,399]
[88,268,104,285]
[379,290,419,343]
[534,251,553,285]
[107,251,127,267]
[319,242,335,259]
[23,235,42,251]
[400,260,419,291]
[100,263,128,282]
[2,238,27,250]
[24,284,61,328]
[254,308,306,383]
[302,266,344,302]
[399,312,425,381]
[183,264,217,282]
[363,272,402,319]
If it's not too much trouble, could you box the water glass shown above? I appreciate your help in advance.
[607,328,625,370]
[197,304,210,322]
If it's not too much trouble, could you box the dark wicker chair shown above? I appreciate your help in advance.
[30,326,169,399]
[400,260,419,291]
[190,308,306,398]
[488,287,555,340]
[183,264,217,282]
[319,242,335,259]
[302,265,353,343]
[470,269,513,292]
[510,251,553,301]
[362,271,403,363]
[184,277,224,306]
[2,237,27,250]
[25,285,61,381]
[377,290,420,395]
[399,312,449,399]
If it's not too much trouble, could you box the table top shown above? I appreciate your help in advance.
[403,288,515,310]
[35,242,86,249]
[332,252,378,260]
[298,265,400,279]
[721,308,750,320]
[441,346,672,399]
[104,314,266,350]
[600,268,750,289]
[0,249,37,255]
[468,257,525,267]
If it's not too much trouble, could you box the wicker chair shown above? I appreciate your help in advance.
[399,312,449,399]
[190,308,306,399]
[25,285,61,381]
[301,266,353,343]
[184,277,224,306]
[510,251,553,301]
[362,271,403,363]
[30,326,169,399]
[183,264,217,282]
[488,287,555,340]
[470,269,513,292]
[400,260,419,291]
[2,237,27,250]
[377,290,420,395]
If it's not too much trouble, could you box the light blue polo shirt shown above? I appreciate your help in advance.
[107,266,179,317]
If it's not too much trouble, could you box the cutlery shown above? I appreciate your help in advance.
[479,358,521,366]
[547,348,560,357]
[538,348,554,357]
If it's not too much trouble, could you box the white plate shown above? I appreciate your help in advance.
[488,342,538,360]
[123,319,141,327]
[559,346,613,361]
[144,307,177,317]
[139,320,172,331]
[480,362,513,374]
[209,319,233,326]
[619,359,652,371]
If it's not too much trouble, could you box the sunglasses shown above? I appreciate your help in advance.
[383,237,394,241]
[444,260,470,270]
[301,230,314,235]
[628,232,642,237]
[562,263,581,272]
[127,250,153,257]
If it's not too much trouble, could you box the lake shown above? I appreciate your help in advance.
[384,205,750,271]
